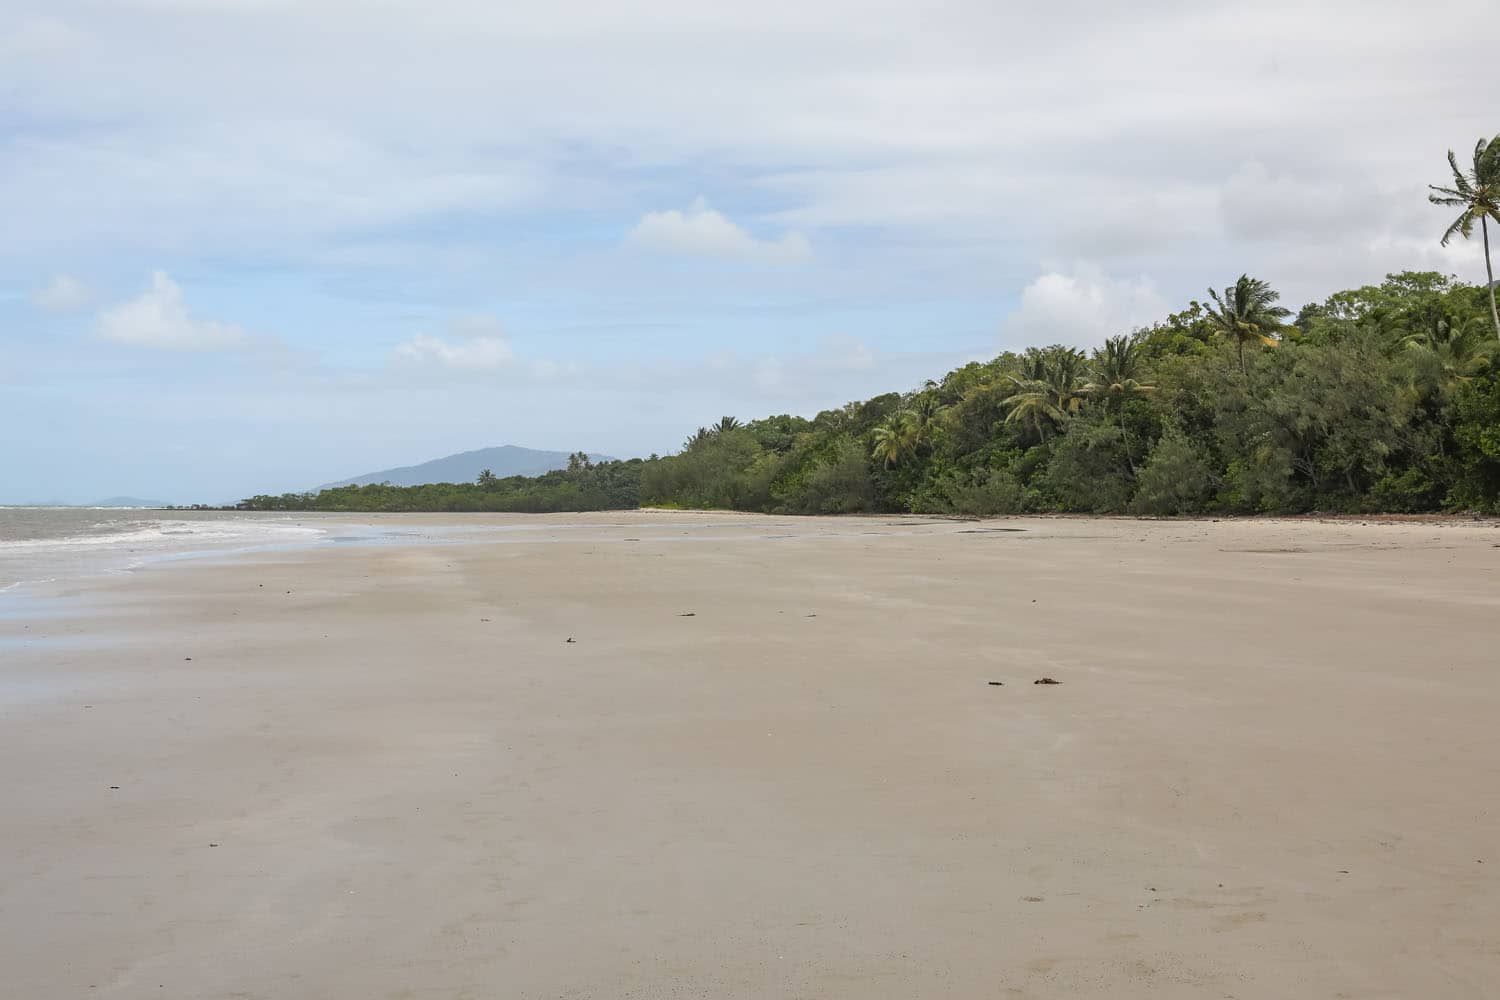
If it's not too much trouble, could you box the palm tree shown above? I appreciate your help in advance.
[682,427,712,450]
[1203,275,1291,374]
[1001,382,1064,440]
[905,394,942,452]
[1429,135,1500,340]
[910,393,941,427]
[1403,317,1493,392]
[1084,335,1156,472]
[872,406,944,468]
[1002,347,1087,440]
[1084,335,1155,408]
[476,468,498,488]
[712,416,742,435]
[870,413,915,468]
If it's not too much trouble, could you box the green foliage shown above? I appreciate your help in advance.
[1212,330,1413,511]
[1129,426,1216,515]
[639,428,765,509]
[1085,334,1155,408]
[1138,301,1215,358]
[910,465,1025,516]
[243,269,1499,521]
[1041,416,1134,513]
[783,437,877,514]
[241,459,646,512]
[746,414,811,453]
[1452,373,1500,511]
[1002,346,1088,441]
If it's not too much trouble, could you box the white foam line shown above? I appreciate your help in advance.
[0,521,324,552]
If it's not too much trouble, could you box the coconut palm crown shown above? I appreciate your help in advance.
[1428,135,1500,339]
[1203,275,1292,373]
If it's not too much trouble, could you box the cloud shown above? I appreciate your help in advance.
[1002,269,1169,350]
[393,317,514,370]
[0,1,1490,303]
[628,198,811,263]
[96,271,249,350]
[31,274,92,312]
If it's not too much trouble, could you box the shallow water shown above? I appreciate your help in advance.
[0,507,984,602]
[0,508,328,592]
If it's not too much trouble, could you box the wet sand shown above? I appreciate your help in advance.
[3,512,1498,998]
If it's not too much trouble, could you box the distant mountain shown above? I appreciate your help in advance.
[318,445,613,491]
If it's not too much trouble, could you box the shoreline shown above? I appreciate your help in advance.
[4,513,1498,997]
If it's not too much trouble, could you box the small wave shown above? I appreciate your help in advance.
[0,520,324,552]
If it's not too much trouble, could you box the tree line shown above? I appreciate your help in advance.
[241,137,1500,517]
[240,459,649,513]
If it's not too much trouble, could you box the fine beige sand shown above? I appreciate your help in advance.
[3,512,1498,998]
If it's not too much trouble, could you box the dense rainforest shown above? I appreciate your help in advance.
[240,270,1500,517]
[242,137,1500,518]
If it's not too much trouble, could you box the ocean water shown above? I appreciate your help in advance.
[0,508,329,594]
[0,507,959,599]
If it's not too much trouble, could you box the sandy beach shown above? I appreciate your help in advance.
[3,511,1498,998]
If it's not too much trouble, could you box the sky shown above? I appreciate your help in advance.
[1,0,1494,503]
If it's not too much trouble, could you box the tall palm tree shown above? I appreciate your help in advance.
[712,416,742,435]
[1084,335,1156,472]
[1084,335,1155,408]
[1429,135,1500,340]
[1203,275,1291,374]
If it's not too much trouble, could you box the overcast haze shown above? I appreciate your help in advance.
[1,0,1493,503]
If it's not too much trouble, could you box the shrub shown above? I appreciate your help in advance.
[1042,420,1133,513]
[1129,428,1217,515]
[911,468,1024,515]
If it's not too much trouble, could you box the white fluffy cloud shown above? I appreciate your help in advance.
[96,271,248,350]
[393,317,514,370]
[31,274,92,312]
[1001,269,1169,350]
[628,198,811,263]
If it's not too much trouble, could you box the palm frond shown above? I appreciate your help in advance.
[1448,149,1472,193]
[1440,211,1474,247]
